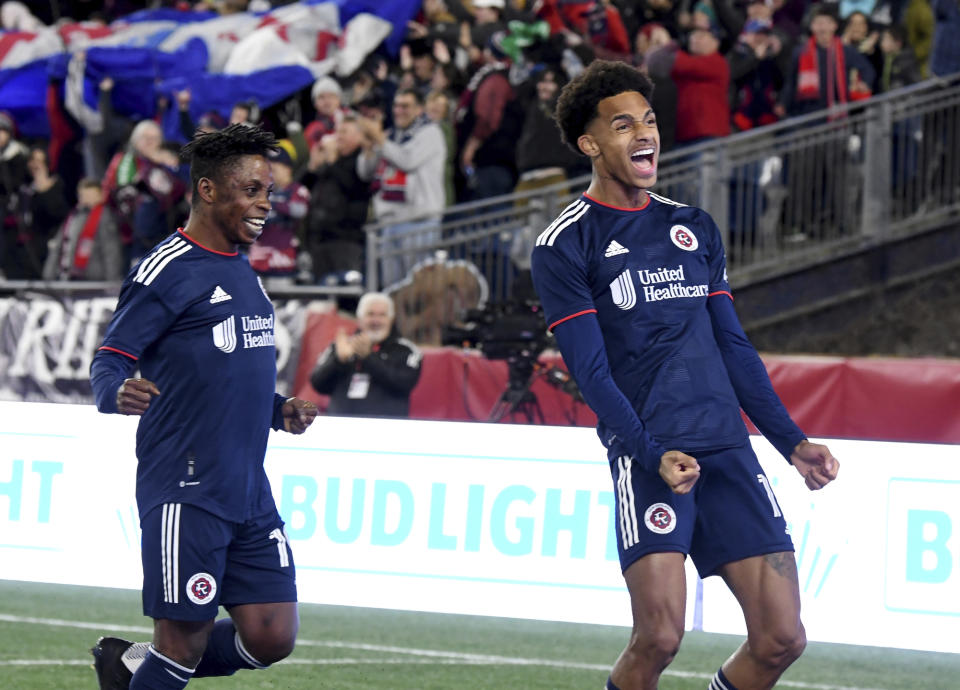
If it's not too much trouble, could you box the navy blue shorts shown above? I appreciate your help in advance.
[610,440,794,578]
[140,503,297,621]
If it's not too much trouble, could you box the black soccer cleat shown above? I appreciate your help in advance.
[90,636,134,690]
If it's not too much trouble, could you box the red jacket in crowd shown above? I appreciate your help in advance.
[671,50,731,143]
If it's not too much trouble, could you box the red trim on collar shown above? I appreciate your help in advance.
[177,228,239,256]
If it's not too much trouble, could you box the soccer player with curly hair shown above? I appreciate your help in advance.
[532,60,839,690]
[89,124,318,689]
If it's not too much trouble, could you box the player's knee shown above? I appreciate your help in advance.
[752,622,806,669]
[627,627,682,668]
[244,630,297,666]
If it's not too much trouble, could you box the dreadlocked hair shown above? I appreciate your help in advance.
[180,123,279,202]
[555,60,654,154]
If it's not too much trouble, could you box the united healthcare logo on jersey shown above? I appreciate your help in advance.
[212,314,276,353]
[609,264,708,309]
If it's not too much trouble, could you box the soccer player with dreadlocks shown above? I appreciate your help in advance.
[89,124,318,689]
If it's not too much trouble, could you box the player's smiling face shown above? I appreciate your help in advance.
[214,154,273,247]
[583,91,659,191]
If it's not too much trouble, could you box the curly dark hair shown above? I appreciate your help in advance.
[180,123,278,203]
[555,60,654,154]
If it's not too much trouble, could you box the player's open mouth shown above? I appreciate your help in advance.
[631,148,656,176]
[244,217,266,233]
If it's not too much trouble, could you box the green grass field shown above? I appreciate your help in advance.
[0,579,956,689]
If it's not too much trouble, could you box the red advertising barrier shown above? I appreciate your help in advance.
[292,312,960,444]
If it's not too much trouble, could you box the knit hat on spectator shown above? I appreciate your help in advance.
[268,139,297,169]
[311,76,343,102]
[473,0,505,8]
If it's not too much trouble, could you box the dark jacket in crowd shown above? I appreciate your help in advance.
[516,98,581,175]
[299,149,371,279]
[310,330,422,418]
[4,176,70,279]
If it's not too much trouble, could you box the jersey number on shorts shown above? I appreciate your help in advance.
[756,474,782,518]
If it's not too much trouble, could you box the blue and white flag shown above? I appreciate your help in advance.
[0,0,419,139]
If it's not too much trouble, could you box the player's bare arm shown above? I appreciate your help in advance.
[659,450,700,494]
[790,439,839,490]
[282,397,318,434]
[116,378,160,415]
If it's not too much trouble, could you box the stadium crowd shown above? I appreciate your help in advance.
[0,0,957,286]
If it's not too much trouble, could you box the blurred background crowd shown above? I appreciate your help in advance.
[0,0,957,288]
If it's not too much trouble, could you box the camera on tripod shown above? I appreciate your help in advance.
[442,299,583,422]
[441,299,549,361]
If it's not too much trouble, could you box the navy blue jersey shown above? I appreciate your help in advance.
[532,193,754,460]
[94,230,283,522]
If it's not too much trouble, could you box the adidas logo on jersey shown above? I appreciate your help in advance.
[209,285,232,304]
[605,240,629,257]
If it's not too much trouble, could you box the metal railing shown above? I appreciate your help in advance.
[365,74,960,342]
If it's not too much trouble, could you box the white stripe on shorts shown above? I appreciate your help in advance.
[617,456,640,549]
[268,527,290,568]
[161,503,181,604]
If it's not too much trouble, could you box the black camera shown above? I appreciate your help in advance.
[443,300,582,422]
[441,299,549,361]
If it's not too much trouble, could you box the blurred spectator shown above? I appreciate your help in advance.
[652,25,731,146]
[309,292,422,418]
[300,116,372,285]
[729,18,786,130]
[102,119,188,265]
[43,178,124,281]
[634,0,686,39]
[839,0,880,20]
[779,4,875,117]
[432,59,467,98]
[425,89,458,205]
[514,66,580,191]
[58,52,112,187]
[471,0,509,32]
[229,99,260,126]
[455,33,523,200]
[770,0,809,41]
[0,113,28,242]
[304,76,347,150]
[879,23,922,90]
[930,0,960,77]
[347,55,396,119]
[462,0,511,66]
[399,38,438,98]
[173,88,229,141]
[4,146,70,279]
[842,11,883,76]
[357,88,446,287]
[248,142,310,283]
[903,0,934,77]
[636,22,678,152]
[536,0,632,58]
